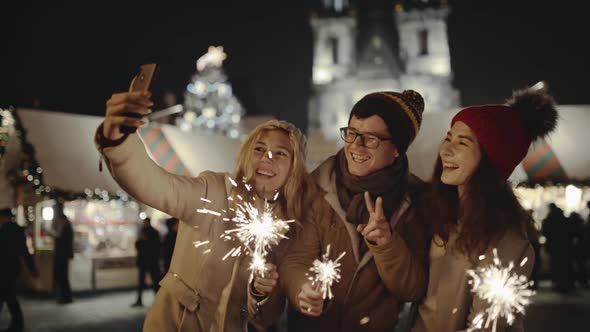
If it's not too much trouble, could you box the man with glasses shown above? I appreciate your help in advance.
[278,90,431,331]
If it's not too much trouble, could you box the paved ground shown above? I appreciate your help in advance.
[523,287,590,332]
[1,286,589,331]
[0,289,153,332]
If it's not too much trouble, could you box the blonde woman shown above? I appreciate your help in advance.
[95,90,320,331]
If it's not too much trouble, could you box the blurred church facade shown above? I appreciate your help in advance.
[308,0,460,142]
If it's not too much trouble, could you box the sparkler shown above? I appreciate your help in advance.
[249,251,268,276]
[466,248,535,332]
[196,177,293,277]
[307,244,346,299]
[226,198,293,276]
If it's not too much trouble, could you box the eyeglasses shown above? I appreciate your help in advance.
[339,127,393,149]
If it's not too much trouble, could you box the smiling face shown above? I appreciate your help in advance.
[344,115,399,177]
[439,121,482,194]
[250,129,293,199]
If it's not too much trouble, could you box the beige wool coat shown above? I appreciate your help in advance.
[410,227,535,332]
[97,130,253,332]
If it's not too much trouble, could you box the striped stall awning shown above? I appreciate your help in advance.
[521,139,568,182]
[138,125,192,176]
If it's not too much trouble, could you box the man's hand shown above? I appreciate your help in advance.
[357,191,392,245]
[297,281,324,317]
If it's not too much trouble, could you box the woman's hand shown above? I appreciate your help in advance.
[103,91,153,140]
[252,263,279,296]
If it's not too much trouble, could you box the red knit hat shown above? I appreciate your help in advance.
[452,88,559,179]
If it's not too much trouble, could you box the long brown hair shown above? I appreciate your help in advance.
[429,152,529,259]
[233,120,320,227]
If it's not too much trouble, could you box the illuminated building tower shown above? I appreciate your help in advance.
[309,0,459,140]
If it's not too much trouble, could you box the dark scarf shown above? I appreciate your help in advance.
[334,149,409,229]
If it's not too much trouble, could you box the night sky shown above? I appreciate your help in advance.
[2,0,588,132]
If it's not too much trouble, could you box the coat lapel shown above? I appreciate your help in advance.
[324,190,362,264]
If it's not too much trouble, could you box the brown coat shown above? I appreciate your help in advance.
[278,156,430,332]
[411,227,535,332]
[98,132,252,332]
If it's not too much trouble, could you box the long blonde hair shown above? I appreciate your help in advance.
[233,120,319,226]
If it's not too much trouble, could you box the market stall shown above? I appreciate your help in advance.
[2,107,241,292]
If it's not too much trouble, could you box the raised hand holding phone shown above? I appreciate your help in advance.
[120,63,157,134]
[103,64,156,140]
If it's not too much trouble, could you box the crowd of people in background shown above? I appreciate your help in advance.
[0,204,75,332]
[0,205,181,331]
[0,208,38,332]
[540,201,590,292]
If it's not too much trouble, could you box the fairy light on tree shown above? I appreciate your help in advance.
[0,107,15,159]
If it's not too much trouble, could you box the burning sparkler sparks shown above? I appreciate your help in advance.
[466,248,535,332]
[249,251,268,276]
[196,177,292,277]
[227,200,291,252]
[226,199,292,276]
[307,244,346,299]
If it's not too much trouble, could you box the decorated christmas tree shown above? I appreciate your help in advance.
[177,46,245,138]
[0,107,46,196]
[0,107,15,159]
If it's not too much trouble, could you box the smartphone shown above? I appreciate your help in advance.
[121,63,157,134]
[129,63,157,93]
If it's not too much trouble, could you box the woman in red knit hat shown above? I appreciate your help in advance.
[410,87,559,332]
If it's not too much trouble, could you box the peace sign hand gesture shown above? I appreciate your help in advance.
[356,192,392,245]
